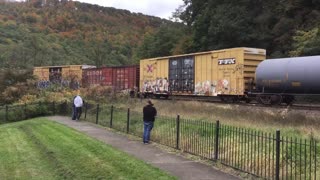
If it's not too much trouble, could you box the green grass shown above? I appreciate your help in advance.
[88,98,320,179]
[0,118,176,180]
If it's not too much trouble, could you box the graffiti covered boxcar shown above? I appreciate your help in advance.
[140,47,266,99]
[33,65,95,89]
[82,65,140,93]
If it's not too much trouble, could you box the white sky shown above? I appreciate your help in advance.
[74,0,184,19]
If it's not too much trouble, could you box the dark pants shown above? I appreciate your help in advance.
[143,121,154,143]
[75,107,82,120]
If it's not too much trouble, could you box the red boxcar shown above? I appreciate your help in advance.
[82,65,140,92]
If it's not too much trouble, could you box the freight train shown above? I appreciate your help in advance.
[33,47,320,105]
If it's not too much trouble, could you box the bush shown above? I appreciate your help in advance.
[82,85,114,103]
[0,102,60,123]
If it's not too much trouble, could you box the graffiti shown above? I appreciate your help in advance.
[142,78,234,95]
[217,79,229,90]
[233,64,244,73]
[143,77,169,92]
[195,79,230,96]
[195,81,217,96]
[36,79,80,89]
[37,80,51,89]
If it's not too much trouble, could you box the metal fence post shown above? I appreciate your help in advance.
[214,120,220,160]
[24,103,27,119]
[127,108,130,133]
[275,130,281,180]
[110,105,113,128]
[63,100,67,115]
[96,104,99,124]
[52,102,55,115]
[5,105,8,121]
[315,140,317,180]
[84,102,88,119]
[176,115,180,150]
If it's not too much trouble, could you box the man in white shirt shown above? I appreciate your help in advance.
[74,95,83,120]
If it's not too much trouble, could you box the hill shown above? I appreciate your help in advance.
[0,0,185,68]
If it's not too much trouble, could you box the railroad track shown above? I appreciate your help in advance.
[165,95,320,111]
[290,104,320,111]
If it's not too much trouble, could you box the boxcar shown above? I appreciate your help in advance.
[140,47,266,100]
[82,65,140,92]
[33,65,95,89]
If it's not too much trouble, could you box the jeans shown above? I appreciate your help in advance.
[75,107,82,120]
[143,121,154,143]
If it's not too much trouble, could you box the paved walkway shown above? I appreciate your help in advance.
[48,116,241,180]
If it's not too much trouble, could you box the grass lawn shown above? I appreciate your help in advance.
[0,118,176,180]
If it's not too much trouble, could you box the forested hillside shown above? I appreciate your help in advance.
[1,0,320,69]
[174,0,320,58]
[0,0,187,68]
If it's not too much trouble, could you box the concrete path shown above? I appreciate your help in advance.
[48,116,241,180]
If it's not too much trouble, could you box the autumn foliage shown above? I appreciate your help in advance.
[0,0,185,68]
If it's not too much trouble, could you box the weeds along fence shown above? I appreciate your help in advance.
[0,102,319,179]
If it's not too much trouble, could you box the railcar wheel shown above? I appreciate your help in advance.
[270,95,282,105]
[257,94,282,105]
[245,98,252,103]
[283,95,295,105]
[257,95,272,105]
[242,94,252,103]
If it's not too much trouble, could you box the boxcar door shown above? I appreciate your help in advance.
[49,67,62,84]
[169,56,195,93]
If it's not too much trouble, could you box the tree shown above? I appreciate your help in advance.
[175,0,320,57]
[0,0,187,67]
[136,25,188,59]
[0,69,36,104]
[290,28,320,56]
[86,39,111,67]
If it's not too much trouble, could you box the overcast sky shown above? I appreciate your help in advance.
[74,0,184,19]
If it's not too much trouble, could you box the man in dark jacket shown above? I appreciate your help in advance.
[143,100,157,144]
